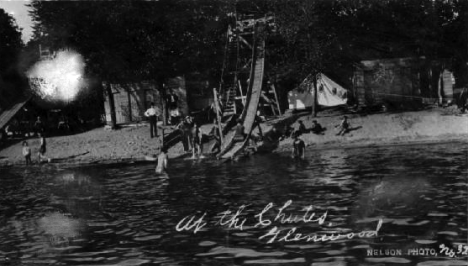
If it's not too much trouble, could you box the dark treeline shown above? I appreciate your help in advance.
[1,0,466,124]
[0,9,25,108]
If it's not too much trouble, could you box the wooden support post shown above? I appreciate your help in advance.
[238,80,246,106]
[312,75,318,117]
[261,91,276,115]
[437,69,443,105]
[239,35,253,50]
[161,127,165,147]
[428,67,432,104]
[213,88,224,145]
[270,84,282,115]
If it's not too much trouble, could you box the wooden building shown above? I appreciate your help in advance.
[103,77,187,125]
[353,58,454,108]
[185,79,213,111]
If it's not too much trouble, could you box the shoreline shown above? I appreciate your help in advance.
[1,109,467,168]
[1,136,466,168]
[275,135,468,154]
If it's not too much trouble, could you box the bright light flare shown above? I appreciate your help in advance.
[28,50,86,103]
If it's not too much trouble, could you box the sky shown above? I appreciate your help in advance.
[0,0,34,43]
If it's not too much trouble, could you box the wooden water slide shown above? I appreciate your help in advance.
[218,23,266,159]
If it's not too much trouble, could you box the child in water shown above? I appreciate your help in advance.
[155,146,168,174]
[22,141,32,165]
[292,132,305,159]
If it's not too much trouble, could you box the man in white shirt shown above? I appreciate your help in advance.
[145,102,160,138]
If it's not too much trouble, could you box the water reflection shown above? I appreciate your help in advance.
[38,212,85,248]
[0,143,466,265]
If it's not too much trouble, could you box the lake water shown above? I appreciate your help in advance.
[0,143,467,266]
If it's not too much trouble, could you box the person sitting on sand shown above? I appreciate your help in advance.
[22,141,32,165]
[266,127,282,143]
[233,119,245,142]
[292,132,305,159]
[279,125,294,140]
[155,146,168,174]
[297,120,307,135]
[335,116,350,136]
[310,120,324,134]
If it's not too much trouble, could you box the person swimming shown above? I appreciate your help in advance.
[155,146,168,174]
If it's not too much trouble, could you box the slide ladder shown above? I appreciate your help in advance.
[219,26,239,118]
[218,22,266,159]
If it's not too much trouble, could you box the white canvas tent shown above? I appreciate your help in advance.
[288,73,348,110]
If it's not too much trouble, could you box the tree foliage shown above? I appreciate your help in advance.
[264,0,467,87]
[27,0,467,98]
[28,0,230,126]
[28,0,228,83]
[0,8,24,106]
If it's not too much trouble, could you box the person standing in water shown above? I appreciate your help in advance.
[192,123,204,158]
[37,133,51,163]
[185,116,195,151]
[233,119,245,142]
[155,146,168,174]
[292,132,305,159]
[22,141,32,165]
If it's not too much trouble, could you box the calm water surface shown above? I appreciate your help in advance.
[0,143,467,266]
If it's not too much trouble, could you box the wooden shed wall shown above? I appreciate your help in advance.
[103,77,187,125]
[355,58,453,107]
[103,83,161,125]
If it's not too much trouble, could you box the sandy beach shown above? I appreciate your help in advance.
[278,107,468,152]
[0,107,467,166]
[0,124,177,166]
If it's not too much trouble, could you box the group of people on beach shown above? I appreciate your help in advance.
[21,133,50,165]
[14,114,51,165]
[144,91,181,138]
[177,115,204,158]
[154,112,351,173]
[154,115,206,174]
[290,115,350,159]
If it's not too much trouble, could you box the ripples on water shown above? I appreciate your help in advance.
[0,143,467,265]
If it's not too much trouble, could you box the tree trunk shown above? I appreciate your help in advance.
[312,74,318,117]
[157,80,168,125]
[105,82,117,129]
[438,71,443,106]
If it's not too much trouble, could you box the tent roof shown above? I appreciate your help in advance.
[297,72,349,92]
[0,96,30,130]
